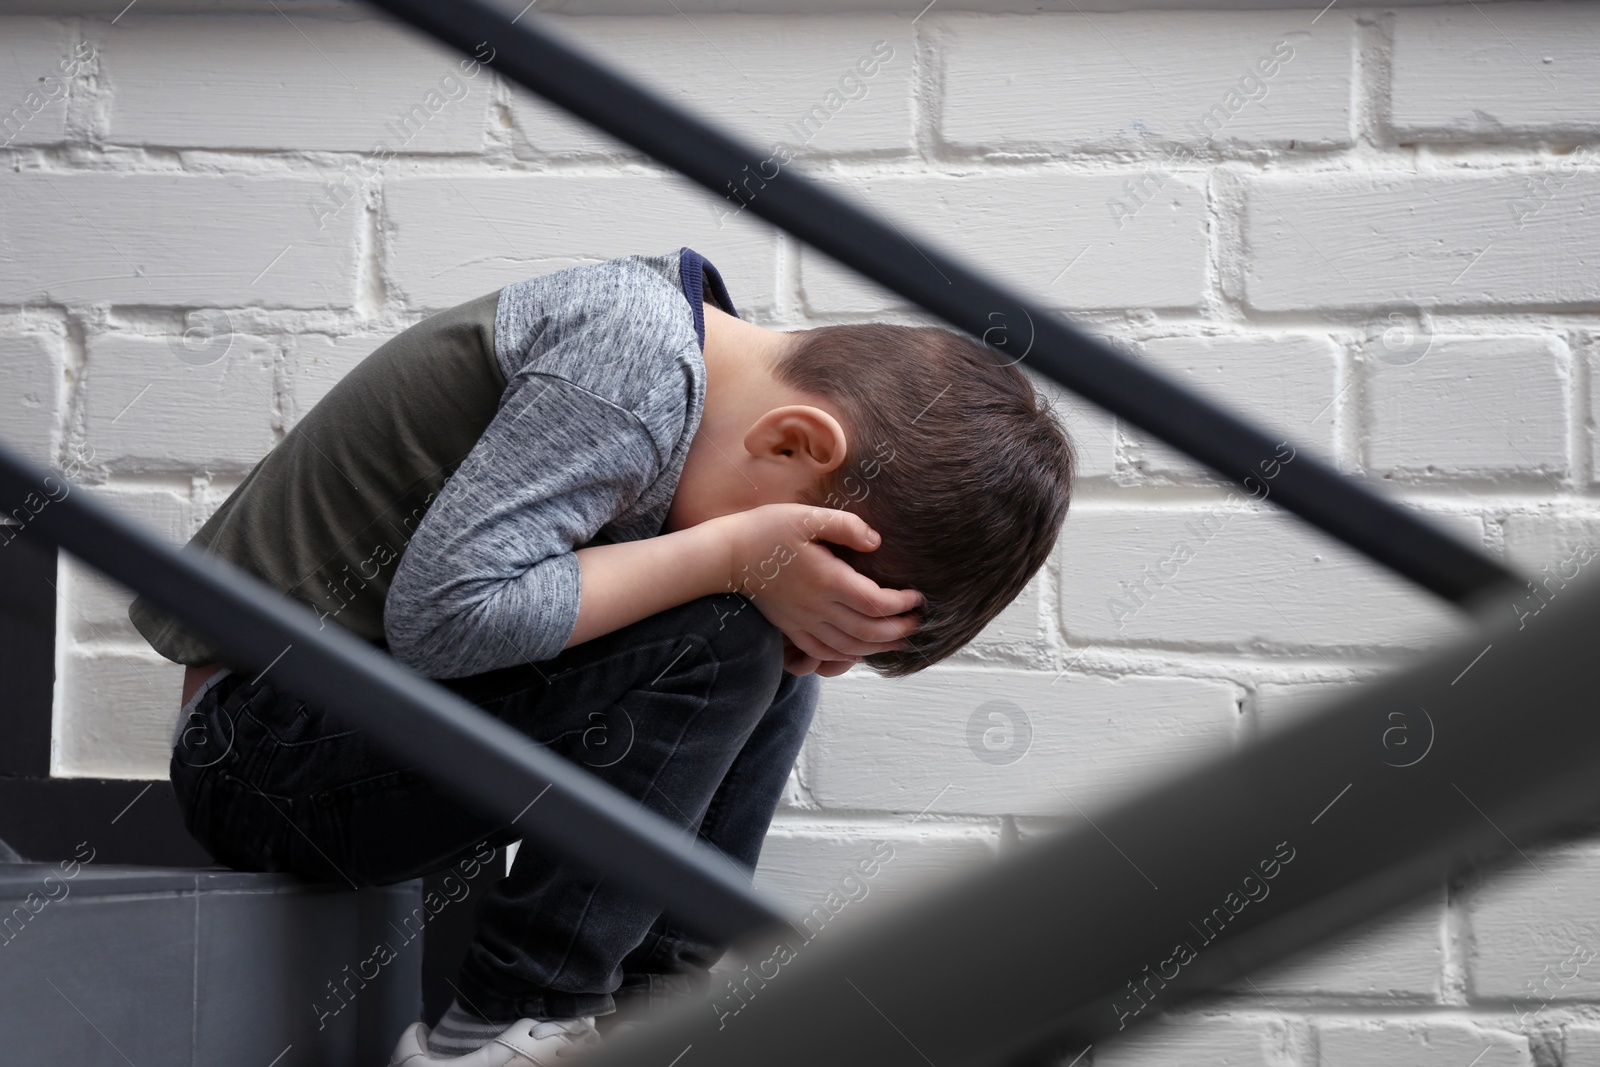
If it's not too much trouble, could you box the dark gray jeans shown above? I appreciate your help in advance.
[169,591,817,1021]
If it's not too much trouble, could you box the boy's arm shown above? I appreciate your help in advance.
[384,368,921,678]
[568,503,922,663]
[382,371,663,679]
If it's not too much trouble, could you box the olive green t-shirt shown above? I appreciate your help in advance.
[128,291,505,665]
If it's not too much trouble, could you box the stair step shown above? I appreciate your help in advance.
[0,864,423,1067]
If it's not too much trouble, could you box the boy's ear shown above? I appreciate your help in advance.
[746,405,848,475]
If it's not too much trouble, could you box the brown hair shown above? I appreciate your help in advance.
[774,323,1075,677]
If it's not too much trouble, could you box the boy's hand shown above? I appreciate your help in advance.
[715,502,923,668]
[781,635,860,677]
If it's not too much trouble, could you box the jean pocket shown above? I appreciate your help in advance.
[318,768,502,886]
[182,770,300,875]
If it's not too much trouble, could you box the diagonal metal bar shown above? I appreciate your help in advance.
[361,0,1520,608]
[584,565,1600,1067]
[0,443,789,944]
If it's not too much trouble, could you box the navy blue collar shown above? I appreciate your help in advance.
[679,246,740,350]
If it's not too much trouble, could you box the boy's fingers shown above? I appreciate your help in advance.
[787,628,851,665]
[784,647,821,675]
[835,572,924,620]
[819,620,908,655]
[812,619,913,657]
[819,610,918,648]
[799,534,921,618]
[801,507,882,553]
[884,587,924,615]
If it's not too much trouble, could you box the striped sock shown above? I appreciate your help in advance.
[426,997,515,1057]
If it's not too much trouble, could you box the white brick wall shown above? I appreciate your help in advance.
[504,16,918,159]
[1391,6,1600,138]
[1129,333,1342,476]
[383,174,780,310]
[1315,1022,1532,1067]
[796,172,1210,313]
[751,816,1002,933]
[0,332,65,467]
[935,12,1354,153]
[0,18,78,148]
[1363,336,1571,480]
[102,16,491,153]
[1239,173,1600,311]
[4,4,1598,1062]
[0,173,361,306]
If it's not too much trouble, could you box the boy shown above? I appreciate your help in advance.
[130,247,1074,1065]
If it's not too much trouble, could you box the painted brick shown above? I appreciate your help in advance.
[1033,371,1119,480]
[1465,844,1600,1001]
[382,175,779,311]
[1240,173,1600,311]
[806,667,1238,817]
[60,485,200,647]
[1315,1022,1531,1066]
[752,820,1000,934]
[507,15,913,158]
[1392,5,1600,138]
[1563,1025,1600,1067]
[1254,680,1370,731]
[1590,347,1600,485]
[938,12,1352,154]
[1056,505,1481,650]
[0,18,77,148]
[1363,337,1568,481]
[1501,514,1600,578]
[0,332,63,468]
[0,174,359,308]
[1096,1015,1289,1067]
[963,570,1051,664]
[1128,334,1340,480]
[798,173,1209,314]
[84,334,277,474]
[104,16,488,153]
[1244,888,1444,998]
[55,647,182,778]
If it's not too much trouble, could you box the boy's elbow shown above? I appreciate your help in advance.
[381,602,454,677]
[385,630,469,680]
[383,607,498,680]
[382,569,461,675]
[381,617,432,675]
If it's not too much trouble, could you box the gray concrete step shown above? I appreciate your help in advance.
[0,863,423,1067]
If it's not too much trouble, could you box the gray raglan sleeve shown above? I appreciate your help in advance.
[382,371,663,679]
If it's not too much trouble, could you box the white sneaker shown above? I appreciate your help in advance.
[389,1016,601,1066]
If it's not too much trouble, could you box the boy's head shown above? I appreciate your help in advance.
[672,308,1075,677]
[774,322,1075,676]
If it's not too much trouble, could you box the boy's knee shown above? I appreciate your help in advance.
[666,593,784,701]
[691,592,783,667]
